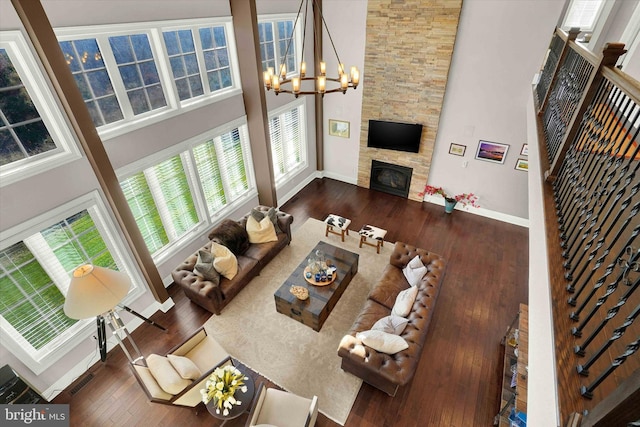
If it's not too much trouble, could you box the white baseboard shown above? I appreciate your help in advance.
[421,195,529,227]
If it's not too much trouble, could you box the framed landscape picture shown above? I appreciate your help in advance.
[475,140,509,164]
[520,144,529,156]
[449,143,466,156]
[329,119,350,138]
[515,158,529,171]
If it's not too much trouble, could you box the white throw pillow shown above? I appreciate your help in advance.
[146,354,192,395]
[403,255,427,287]
[211,241,238,280]
[372,315,409,335]
[356,330,409,354]
[167,354,202,380]
[391,285,419,317]
[246,215,278,244]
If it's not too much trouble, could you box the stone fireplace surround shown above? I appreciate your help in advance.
[355,0,462,202]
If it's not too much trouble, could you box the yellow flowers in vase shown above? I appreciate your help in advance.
[200,365,249,416]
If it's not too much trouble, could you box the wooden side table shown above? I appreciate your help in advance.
[206,370,255,425]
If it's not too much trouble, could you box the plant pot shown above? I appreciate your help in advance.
[444,198,457,213]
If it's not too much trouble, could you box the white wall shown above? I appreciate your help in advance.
[321,0,367,184]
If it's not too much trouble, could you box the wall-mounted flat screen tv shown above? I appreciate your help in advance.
[367,120,423,153]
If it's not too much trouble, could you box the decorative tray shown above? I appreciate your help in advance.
[303,266,337,287]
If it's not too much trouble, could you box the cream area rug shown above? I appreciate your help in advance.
[204,218,394,425]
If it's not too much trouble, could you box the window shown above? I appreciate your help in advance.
[120,154,199,256]
[0,194,138,374]
[562,0,605,32]
[0,32,81,187]
[119,121,254,256]
[268,101,307,183]
[55,18,240,139]
[258,16,298,75]
[59,38,123,126]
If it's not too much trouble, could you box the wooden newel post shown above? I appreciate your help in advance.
[544,42,627,182]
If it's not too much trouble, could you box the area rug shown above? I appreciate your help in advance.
[204,218,394,425]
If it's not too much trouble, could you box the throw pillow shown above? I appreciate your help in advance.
[167,354,202,380]
[372,315,409,335]
[207,219,250,255]
[403,255,427,287]
[391,285,419,317]
[356,330,409,355]
[250,207,282,233]
[246,215,278,244]
[211,241,238,280]
[146,354,192,395]
[194,250,221,284]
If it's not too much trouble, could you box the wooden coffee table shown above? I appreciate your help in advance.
[274,241,359,331]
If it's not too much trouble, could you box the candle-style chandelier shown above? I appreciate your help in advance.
[263,0,360,97]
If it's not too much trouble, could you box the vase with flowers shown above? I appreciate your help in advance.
[200,365,249,416]
[418,185,480,213]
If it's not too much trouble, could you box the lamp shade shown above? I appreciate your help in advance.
[64,265,131,319]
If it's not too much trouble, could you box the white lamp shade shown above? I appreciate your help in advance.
[64,265,131,319]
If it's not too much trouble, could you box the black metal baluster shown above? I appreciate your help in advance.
[580,336,640,399]
[576,304,640,376]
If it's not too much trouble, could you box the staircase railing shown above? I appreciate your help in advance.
[535,27,640,427]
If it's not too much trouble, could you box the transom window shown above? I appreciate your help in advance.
[268,100,307,183]
[55,18,239,138]
[258,17,298,76]
[562,0,606,32]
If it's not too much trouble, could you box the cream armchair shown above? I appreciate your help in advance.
[130,327,230,407]
[246,384,318,427]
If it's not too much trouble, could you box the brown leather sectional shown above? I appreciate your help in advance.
[171,206,294,315]
[338,241,446,396]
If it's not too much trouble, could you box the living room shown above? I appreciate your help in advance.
[1,0,639,426]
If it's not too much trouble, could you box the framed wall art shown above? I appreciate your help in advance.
[475,140,509,164]
[449,143,466,156]
[515,158,529,171]
[329,119,350,138]
[520,144,529,156]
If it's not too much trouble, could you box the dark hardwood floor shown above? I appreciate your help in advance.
[53,178,528,427]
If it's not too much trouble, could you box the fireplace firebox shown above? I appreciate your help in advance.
[369,160,413,198]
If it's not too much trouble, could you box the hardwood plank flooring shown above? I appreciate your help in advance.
[53,178,528,426]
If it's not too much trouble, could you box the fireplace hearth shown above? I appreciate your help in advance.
[369,160,413,198]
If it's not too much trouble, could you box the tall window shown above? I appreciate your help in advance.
[257,17,297,75]
[198,26,233,92]
[162,30,204,101]
[120,154,199,256]
[562,0,606,32]
[268,101,306,182]
[0,32,80,186]
[0,198,132,374]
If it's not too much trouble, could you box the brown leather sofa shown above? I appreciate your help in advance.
[337,242,446,396]
[171,206,293,315]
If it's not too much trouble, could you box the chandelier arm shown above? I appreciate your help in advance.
[312,0,344,68]
[299,0,308,65]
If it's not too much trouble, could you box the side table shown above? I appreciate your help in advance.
[206,370,255,425]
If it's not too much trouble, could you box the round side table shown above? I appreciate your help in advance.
[206,371,255,424]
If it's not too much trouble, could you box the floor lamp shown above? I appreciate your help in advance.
[64,264,159,365]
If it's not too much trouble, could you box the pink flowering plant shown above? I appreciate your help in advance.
[418,185,480,208]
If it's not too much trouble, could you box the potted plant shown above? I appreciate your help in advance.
[418,185,480,213]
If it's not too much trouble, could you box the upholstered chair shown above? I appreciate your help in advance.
[246,384,318,427]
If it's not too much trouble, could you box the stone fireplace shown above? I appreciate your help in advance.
[369,160,413,198]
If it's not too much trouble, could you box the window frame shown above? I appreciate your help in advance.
[0,31,82,188]
[54,17,242,141]
[257,14,302,79]
[0,191,145,375]
[268,99,308,186]
[116,117,256,264]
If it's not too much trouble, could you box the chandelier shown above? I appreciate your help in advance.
[263,0,360,97]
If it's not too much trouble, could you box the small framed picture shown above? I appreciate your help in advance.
[449,143,466,156]
[520,144,529,156]
[475,140,510,164]
[515,158,529,171]
[328,119,350,138]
